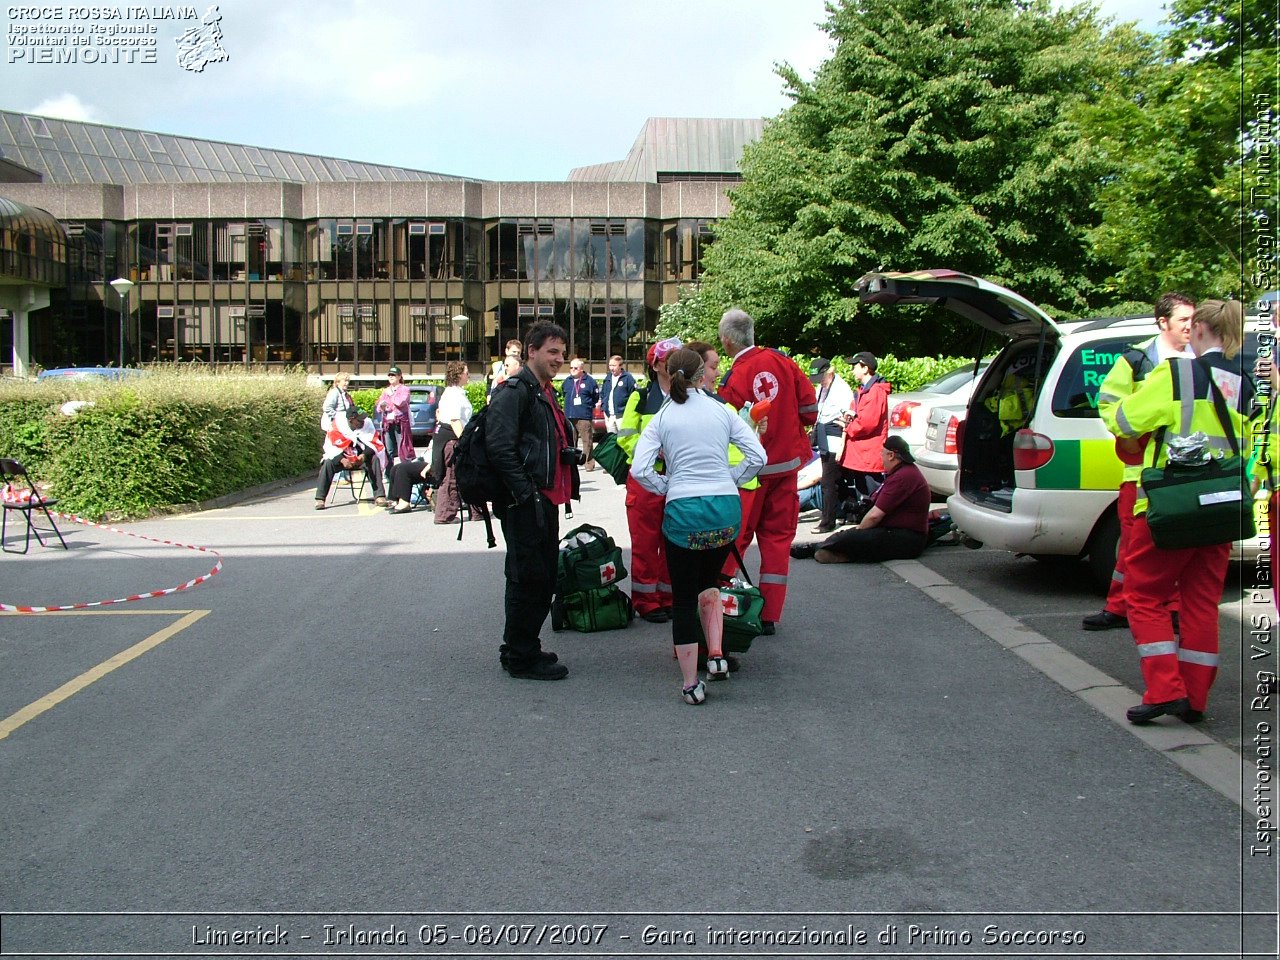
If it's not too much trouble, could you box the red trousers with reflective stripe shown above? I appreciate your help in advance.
[1105,481,1178,617]
[625,475,671,615]
[1125,515,1228,711]
[729,470,799,623]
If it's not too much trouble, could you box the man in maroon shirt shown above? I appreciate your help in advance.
[791,435,931,562]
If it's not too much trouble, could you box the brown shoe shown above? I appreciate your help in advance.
[314,499,326,510]
[374,496,387,506]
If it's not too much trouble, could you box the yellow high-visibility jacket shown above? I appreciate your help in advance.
[1102,354,1256,515]
[617,384,758,489]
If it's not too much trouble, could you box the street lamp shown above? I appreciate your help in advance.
[451,313,468,360]
[109,278,134,367]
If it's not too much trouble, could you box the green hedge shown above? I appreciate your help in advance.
[0,372,324,520]
[725,351,979,393]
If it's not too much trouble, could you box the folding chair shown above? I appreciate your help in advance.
[1,458,69,554]
[325,458,367,507]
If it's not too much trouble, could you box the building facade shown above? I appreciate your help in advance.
[0,112,761,375]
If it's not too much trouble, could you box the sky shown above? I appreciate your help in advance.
[2,0,1173,182]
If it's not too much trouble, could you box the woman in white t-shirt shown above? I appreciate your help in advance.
[631,348,766,705]
[430,361,474,523]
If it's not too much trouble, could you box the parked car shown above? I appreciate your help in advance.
[408,384,440,443]
[915,400,968,498]
[888,361,989,456]
[37,367,146,382]
[857,269,1266,589]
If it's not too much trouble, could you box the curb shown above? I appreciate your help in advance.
[131,472,314,521]
[887,558,1246,810]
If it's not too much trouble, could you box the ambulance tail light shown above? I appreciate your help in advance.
[1012,429,1054,471]
[943,415,960,454]
[890,400,918,429]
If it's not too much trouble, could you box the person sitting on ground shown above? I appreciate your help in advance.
[315,408,386,509]
[791,435,930,562]
[797,448,824,514]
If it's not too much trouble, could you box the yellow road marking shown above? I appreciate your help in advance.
[0,609,209,741]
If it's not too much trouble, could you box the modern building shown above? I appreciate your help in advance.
[0,111,763,375]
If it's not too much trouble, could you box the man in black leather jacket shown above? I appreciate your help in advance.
[485,321,581,680]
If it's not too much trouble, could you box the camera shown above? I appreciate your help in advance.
[560,446,586,466]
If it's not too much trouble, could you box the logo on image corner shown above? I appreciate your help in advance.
[174,4,228,73]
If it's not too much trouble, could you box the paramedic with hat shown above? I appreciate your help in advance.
[837,351,892,500]
[717,309,819,634]
[791,435,930,563]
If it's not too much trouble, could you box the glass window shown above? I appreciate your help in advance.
[1051,336,1143,418]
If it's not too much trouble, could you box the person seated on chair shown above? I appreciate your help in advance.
[790,435,929,562]
[386,452,434,514]
[315,409,386,509]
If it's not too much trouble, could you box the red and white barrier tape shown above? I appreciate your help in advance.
[1,513,223,613]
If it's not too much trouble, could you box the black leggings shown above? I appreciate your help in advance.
[664,539,732,647]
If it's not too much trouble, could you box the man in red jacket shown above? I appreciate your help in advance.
[838,351,892,502]
[718,309,819,634]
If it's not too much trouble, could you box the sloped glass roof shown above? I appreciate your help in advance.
[0,110,474,184]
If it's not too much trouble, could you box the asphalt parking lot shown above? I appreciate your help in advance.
[1,471,1275,958]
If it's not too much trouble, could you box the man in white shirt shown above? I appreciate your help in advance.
[810,357,854,534]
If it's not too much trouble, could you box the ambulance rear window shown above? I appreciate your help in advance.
[1051,335,1148,418]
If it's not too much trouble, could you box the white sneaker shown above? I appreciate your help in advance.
[706,657,729,681]
[682,680,707,705]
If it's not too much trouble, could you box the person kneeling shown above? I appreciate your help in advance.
[792,435,929,563]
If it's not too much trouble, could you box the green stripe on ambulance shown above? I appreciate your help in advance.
[1034,438,1124,490]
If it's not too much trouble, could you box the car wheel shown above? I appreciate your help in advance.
[1084,509,1121,595]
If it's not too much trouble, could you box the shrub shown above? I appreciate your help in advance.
[0,370,324,519]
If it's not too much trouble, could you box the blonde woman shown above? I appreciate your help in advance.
[1102,298,1255,725]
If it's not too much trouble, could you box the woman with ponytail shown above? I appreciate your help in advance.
[631,348,766,705]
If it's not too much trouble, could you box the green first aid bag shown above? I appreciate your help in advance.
[719,543,765,653]
[557,524,627,594]
[551,585,635,632]
[1142,454,1255,550]
[591,434,631,486]
[719,582,765,652]
[1140,367,1255,551]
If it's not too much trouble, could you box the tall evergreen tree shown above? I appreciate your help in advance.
[695,0,1144,355]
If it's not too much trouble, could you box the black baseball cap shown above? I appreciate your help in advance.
[851,351,877,372]
[884,434,915,464]
[809,357,832,384]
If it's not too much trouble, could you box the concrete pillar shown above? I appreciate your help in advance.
[0,286,50,378]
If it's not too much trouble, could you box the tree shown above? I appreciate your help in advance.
[695,0,1147,355]
[1078,0,1277,302]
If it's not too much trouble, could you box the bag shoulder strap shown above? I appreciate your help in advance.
[1195,358,1242,457]
[728,541,755,588]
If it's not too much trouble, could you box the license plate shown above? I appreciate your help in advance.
[926,422,939,441]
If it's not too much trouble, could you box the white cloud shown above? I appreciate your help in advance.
[26,93,98,123]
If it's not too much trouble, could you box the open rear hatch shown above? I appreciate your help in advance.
[855,270,1060,339]
[857,270,1061,512]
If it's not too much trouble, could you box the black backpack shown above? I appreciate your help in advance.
[448,376,536,548]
